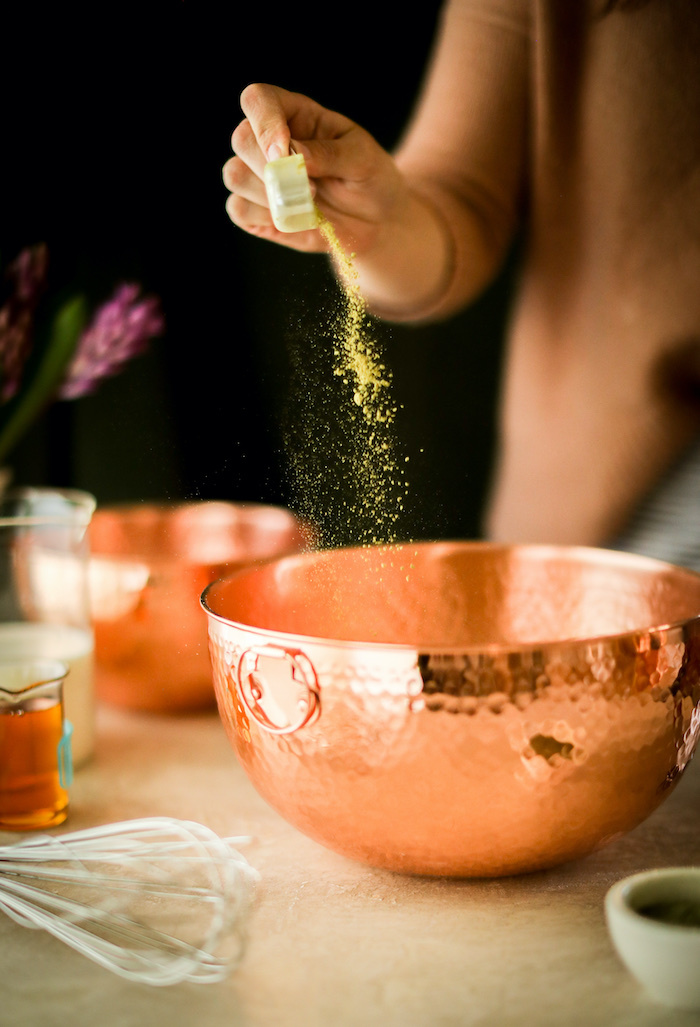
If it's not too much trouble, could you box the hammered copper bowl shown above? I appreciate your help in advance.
[89,501,311,712]
[202,542,700,877]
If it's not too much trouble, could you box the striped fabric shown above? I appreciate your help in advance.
[610,434,700,572]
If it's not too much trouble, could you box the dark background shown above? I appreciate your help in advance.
[1,1,515,541]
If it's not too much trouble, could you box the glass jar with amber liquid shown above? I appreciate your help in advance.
[0,660,73,831]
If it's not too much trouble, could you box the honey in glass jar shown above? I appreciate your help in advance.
[0,660,72,830]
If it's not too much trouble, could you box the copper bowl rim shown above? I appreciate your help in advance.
[90,498,308,529]
[200,540,700,657]
[90,499,314,562]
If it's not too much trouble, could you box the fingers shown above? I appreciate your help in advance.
[239,83,293,162]
[223,112,275,234]
[228,116,265,180]
[222,151,265,202]
[222,152,272,231]
[223,88,293,234]
[222,137,323,251]
[224,189,272,233]
[223,82,385,252]
[228,83,362,191]
[238,83,358,169]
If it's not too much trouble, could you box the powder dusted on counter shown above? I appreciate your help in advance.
[282,215,411,549]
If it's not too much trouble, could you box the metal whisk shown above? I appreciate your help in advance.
[0,817,259,986]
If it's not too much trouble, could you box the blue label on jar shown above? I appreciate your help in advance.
[58,720,74,789]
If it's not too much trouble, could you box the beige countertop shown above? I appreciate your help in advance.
[3,703,700,1027]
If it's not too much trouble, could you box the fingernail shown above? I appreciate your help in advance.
[267,143,285,162]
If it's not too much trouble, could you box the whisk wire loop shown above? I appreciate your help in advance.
[0,817,259,986]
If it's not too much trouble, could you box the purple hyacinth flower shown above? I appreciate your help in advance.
[59,283,165,400]
[0,243,49,400]
[10,243,50,304]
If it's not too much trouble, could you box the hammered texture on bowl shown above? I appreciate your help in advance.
[203,542,700,877]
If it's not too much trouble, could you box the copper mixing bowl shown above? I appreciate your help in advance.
[89,501,311,712]
[202,542,700,877]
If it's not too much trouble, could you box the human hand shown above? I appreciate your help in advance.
[222,83,408,258]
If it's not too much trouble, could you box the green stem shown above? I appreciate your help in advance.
[0,294,88,464]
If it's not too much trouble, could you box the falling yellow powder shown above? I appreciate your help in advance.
[320,218,393,423]
[283,212,411,549]
[319,213,410,547]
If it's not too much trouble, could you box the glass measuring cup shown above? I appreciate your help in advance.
[0,487,96,767]
[0,659,72,830]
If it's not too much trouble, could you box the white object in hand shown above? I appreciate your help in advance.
[263,152,318,233]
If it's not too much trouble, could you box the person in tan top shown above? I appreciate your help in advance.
[223,0,700,564]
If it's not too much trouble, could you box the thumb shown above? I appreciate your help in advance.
[292,135,355,181]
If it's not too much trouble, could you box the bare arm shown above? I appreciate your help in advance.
[222,1,529,322]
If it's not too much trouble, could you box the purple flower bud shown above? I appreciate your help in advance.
[0,243,49,400]
[0,309,32,401]
[59,283,165,400]
[9,243,49,304]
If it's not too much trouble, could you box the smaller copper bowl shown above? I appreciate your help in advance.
[202,542,700,877]
[90,501,311,712]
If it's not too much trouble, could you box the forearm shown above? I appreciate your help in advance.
[349,174,509,324]
[350,0,529,324]
[225,3,527,322]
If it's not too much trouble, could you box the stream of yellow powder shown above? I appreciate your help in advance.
[283,212,411,549]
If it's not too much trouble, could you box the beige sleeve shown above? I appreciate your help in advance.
[393,0,530,321]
